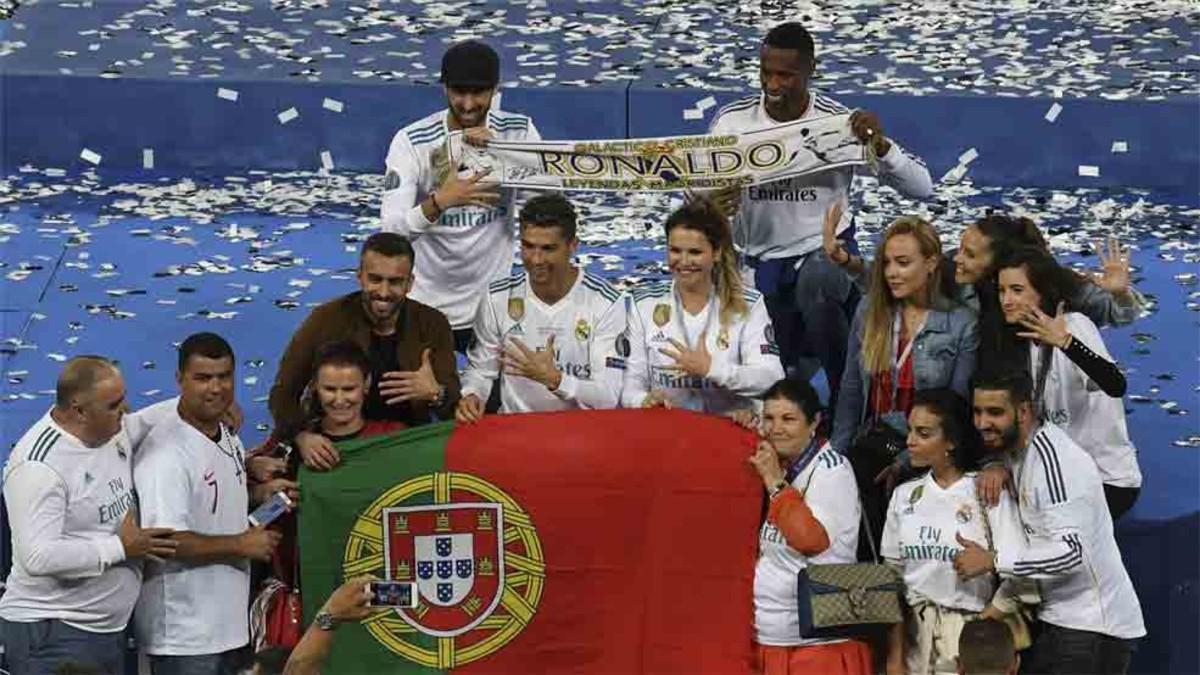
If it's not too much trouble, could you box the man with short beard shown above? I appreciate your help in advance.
[456,194,626,421]
[955,371,1144,675]
[380,40,542,354]
[268,233,459,470]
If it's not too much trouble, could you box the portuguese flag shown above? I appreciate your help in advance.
[299,409,762,674]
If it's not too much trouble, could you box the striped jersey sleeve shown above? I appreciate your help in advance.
[995,428,1088,579]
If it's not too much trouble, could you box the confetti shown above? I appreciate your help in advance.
[79,148,102,165]
[277,107,299,124]
[1044,102,1063,123]
[322,98,344,113]
[1112,141,1129,153]
[320,150,334,171]
[1078,165,1101,177]
[217,87,239,102]
[142,148,154,169]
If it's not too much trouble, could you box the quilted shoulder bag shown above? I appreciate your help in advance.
[795,470,902,638]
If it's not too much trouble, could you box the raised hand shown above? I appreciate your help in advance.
[380,348,440,405]
[322,575,374,624]
[1016,301,1071,350]
[658,332,712,378]
[822,198,850,266]
[849,110,891,156]
[501,335,562,390]
[462,127,494,148]
[748,440,785,489]
[1092,236,1133,297]
[435,167,500,210]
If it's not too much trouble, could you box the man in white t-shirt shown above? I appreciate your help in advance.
[134,333,284,675]
[456,194,626,421]
[708,22,933,411]
[0,356,178,675]
[957,371,1144,675]
[380,40,543,353]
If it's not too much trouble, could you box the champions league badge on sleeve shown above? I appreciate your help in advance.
[344,473,544,667]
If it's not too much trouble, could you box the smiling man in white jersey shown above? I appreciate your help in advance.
[133,333,283,675]
[0,356,178,675]
[956,371,1144,675]
[380,40,543,353]
[456,194,626,421]
[708,22,933,412]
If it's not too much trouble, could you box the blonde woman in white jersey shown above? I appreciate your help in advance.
[882,389,1029,675]
[622,197,783,414]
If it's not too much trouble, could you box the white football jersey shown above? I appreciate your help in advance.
[708,91,933,261]
[380,108,542,329]
[996,424,1145,639]
[0,410,139,632]
[462,269,627,412]
[1032,312,1141,488]
[754,443,860,646]
[882,472,1026,612]
[622,280,783,414]
[133,408,251,655]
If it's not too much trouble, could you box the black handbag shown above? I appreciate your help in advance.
[847,418,906,561]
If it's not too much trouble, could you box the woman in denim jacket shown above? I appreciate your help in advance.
[831,217,979,455]
[829,216,978,559]
[828,212,1143,329]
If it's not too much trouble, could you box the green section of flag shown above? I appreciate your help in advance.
[299,422,454,675]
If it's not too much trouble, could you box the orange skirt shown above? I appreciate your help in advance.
[755,639,873,675]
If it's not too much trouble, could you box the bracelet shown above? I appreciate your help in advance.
[768,480,788,500]
[429,192,443,216]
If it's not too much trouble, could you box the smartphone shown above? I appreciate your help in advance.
[248,491,293,527]
[369,580,417,608]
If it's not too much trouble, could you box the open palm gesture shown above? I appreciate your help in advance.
[1017,302,1071,349]
[658,331,713,378]
[1092,236,1132,296]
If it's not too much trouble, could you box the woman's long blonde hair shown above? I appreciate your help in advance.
[861,216,943,374]
[664,197,747,327]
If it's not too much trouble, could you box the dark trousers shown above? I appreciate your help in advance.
[1103,484,1140,522]
[1022,623,1136,675]
[750,236,862,420]
[148,651,243,675]
[0,618,125,675]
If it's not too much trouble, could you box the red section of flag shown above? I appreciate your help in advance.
[445,409,760,674]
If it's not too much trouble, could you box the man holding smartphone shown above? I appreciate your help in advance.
[133,333,288,675]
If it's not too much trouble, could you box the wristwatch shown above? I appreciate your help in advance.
[314,611,337,631]
[430,384,447,407]
[768,480,788,500]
